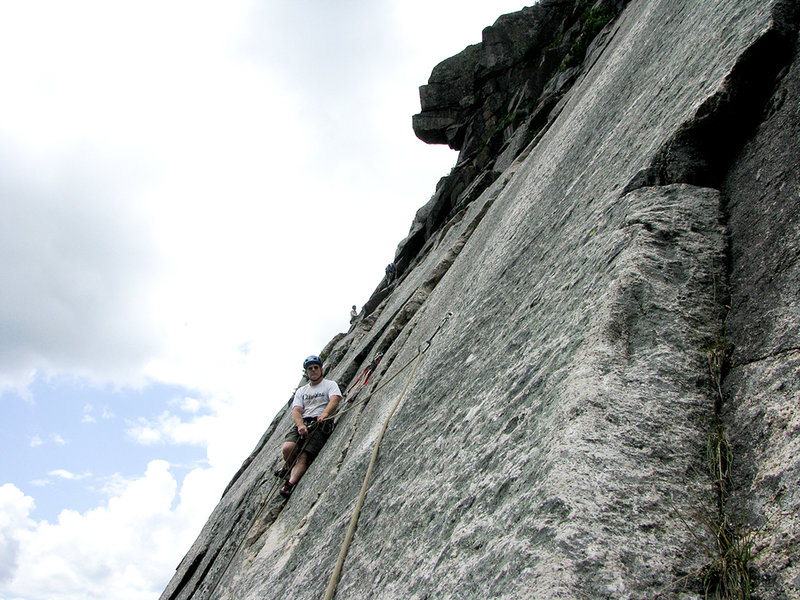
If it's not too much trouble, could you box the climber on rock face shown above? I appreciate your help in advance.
[277,355,342,498]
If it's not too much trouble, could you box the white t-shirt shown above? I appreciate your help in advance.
[292,378,342,419]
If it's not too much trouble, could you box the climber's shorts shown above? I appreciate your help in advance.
[283,418,334,457]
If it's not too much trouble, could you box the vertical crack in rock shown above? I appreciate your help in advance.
[619,6,800,597]
[337,172,507,405]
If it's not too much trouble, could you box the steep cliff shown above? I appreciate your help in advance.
[161,1,800,599]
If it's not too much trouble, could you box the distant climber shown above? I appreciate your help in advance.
[385,262,395,283]
[277,355,342,498]
[350,305,358,323]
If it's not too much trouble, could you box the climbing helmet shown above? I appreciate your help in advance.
[303,355,323,369]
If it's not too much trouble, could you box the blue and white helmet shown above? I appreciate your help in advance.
[303,355,323,369]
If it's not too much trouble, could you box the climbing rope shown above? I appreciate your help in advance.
[323,311,452,600]
[324,349,420,422]
[325,310,453,423]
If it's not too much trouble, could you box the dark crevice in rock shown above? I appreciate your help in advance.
[623,23,798,196]
[320,332,347,367]
[193,554,219,598]
[394,165,507,284]
[350,170,505,385]
[221,457,254,499]
[695,6,800,597]
[352,173,501,388]
[360,280,395,321]
[252,493,288,537]
[338,305,408,391]
[165,550,206,600]
[174,543,222,600]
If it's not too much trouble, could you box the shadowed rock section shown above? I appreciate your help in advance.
[161,1,800,599]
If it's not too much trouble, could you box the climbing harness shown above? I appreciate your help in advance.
[300,415,335,435]
[323,311,453,600]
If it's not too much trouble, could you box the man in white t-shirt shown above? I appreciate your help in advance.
[277,355,342,498]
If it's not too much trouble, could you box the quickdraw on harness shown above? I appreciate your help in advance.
[343,352,383,402]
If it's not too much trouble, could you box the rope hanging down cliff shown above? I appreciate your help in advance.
[323,311,453,600]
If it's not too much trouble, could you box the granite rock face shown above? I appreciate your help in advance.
[161,1,800,599]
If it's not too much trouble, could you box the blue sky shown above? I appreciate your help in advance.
[0,1,533,599]
[2,379,207,522]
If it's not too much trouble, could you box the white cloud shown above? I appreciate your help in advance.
[0,143,165,392]
[27,434,69,448]
[177,396,203,414]
[81,404,116,424]
[0,0,299,394]
[126,395,229,448]
[2,461,212,600]
[48,471,91,482]
[81,405,97,424]
[0,484,35,583]
[125,420,166,446]
[95,473,137,500]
